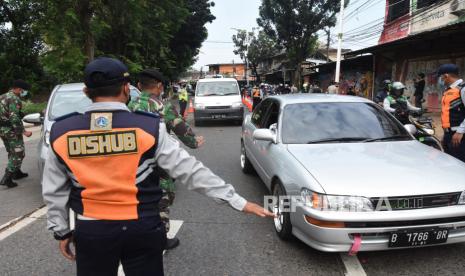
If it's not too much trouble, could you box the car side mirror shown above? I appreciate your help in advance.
[23,113,43,125]
[404,124,417,135]
[253,129,276,143]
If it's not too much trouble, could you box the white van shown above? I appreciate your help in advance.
[194,78,243,125]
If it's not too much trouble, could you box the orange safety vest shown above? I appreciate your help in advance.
[253,88,260,98]
[50,111,162,220]
[441,83,465,129]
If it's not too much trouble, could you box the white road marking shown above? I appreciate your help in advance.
[0,206,47,242]
[340,254,367,276]
[117,220,184,276]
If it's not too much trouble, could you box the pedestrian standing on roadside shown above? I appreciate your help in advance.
[327,81,339,94]
[414,73,426,108]
[0,80,32,188]
[128,68,204,250]
[438,64,465,162]
[252,85,261,110]
[178,84,189,117]
[42,57,274,276]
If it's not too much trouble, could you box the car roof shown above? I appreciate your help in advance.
[267,94,373,106]
[196,78,238,83]
[55,83,138,92]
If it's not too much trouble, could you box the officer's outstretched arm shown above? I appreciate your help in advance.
[42,149,72,236]
[155,124,274,217]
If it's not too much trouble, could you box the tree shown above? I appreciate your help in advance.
[168,0,215,80]
[247,30,278,83]
[0,0,45,93]
[232,29,254,80]
[232,29,278,83]
[257,0,345,86]
[0,0,213,93]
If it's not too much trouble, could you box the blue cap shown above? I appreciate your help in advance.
[84,57,130,88]
[437,64,459,77]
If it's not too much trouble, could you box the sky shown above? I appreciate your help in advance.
[193,0,387,70]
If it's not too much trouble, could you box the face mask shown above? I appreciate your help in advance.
[20,90,29,97]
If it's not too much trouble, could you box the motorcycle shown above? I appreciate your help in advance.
[394,108,443,151]
[408,113,443,151]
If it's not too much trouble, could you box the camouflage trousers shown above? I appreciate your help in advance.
[0,132,25,173]
[159,177,176,232]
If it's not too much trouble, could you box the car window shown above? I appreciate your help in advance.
[251,100,271,128]
[49,88,139,120]
[282,102,410,144]
[262,101,280,129]
[196,81,239,96]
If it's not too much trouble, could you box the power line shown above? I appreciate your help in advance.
[343,0,462,41]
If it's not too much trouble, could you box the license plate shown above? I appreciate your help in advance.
[211,114,226,119]
[389,228,448,248]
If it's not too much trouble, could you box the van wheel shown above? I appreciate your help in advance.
[272,181,293,240]
[240,142,254,174]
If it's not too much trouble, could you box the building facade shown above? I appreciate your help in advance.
[206,63,253,81]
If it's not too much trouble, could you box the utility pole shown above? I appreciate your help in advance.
[335,0,345,84]
[245,44,249,86]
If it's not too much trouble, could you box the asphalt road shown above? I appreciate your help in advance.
[1,121,465,275]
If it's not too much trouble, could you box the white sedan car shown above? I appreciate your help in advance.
[241,94,465,252]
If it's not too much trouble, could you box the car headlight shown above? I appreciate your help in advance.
[232,102,243,108]
[458,191,465,204]
[301,189,373,212]
[194,103,205,110]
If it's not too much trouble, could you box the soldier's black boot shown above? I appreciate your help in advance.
[0,171,18,188]
[12,169,28,180]
[165,237,180,250]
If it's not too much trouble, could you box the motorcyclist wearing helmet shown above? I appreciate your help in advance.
[383,81,421,124]
[375,79,391,104]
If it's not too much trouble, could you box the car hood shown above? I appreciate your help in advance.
[194,95,241,106]
[287,141,465,197]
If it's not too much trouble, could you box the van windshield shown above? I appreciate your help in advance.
[196,81,239,96]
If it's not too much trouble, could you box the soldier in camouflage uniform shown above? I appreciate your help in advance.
[0,80,32,188]
[128,69,204,250]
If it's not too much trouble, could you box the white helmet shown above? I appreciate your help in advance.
[391,82,405,90]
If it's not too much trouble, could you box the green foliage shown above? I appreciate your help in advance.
[0,0,49,95]
[257,0,345,85]
[232,29,278,82]
[0,0,215,96]
[22,101,47,115]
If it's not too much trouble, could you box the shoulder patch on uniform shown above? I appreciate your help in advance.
[55,112,81,122]
[134,110,160,118]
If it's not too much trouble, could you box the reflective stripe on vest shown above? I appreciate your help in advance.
[441,85,465,128]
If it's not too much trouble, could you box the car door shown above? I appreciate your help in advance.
[244,99,272,177]
[252,100,280,184]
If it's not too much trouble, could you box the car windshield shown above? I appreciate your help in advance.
[281,102,411,144]
[196,81,239,96]
[49,88,139,120]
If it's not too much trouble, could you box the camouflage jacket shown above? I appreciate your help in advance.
[128,91,198,148]
[0,91,24,135]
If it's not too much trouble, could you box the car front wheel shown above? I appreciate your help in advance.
[272,181,293,240]
[240,141,254,174]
